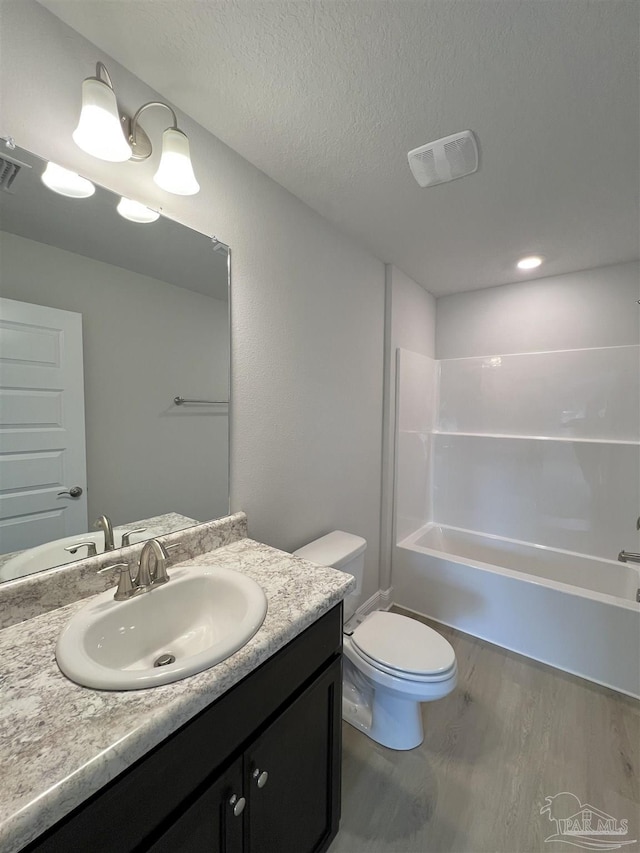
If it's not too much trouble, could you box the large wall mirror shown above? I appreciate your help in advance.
[0,143,230,583]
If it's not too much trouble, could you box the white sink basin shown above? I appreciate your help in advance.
[56,565,268,690]
[0,532,108,582]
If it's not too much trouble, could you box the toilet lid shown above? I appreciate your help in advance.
[351,612,456,676]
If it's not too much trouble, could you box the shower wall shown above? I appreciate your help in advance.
[395,349,435,543]
[433,346,640,559]
[394,261,640,561]
[381,266,436,590]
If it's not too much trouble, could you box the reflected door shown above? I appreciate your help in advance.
[0,297,87,553]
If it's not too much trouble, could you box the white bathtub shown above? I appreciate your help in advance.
[394,524,640,698]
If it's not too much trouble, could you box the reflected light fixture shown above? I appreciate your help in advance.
[41,162,95,198]
[73,62,200,195]
[517,255,543,271]
[116,196,160,223]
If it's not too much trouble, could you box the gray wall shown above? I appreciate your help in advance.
[0,1,385,604]
[0,231,229,526]
[436,261,640,358]
[380,265,436,591]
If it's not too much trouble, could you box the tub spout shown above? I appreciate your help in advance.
[618,550,640,564]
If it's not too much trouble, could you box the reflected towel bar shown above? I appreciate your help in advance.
[174,396,228,406]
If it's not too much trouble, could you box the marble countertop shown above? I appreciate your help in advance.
[0,537,354,853]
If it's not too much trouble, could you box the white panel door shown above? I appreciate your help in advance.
[0,297,87,553]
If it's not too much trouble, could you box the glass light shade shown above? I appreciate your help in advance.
[41,162,95,198]
[517,255,543,270]
[117,197,160,223]
[153,128,200,195]
[72,77,132,162]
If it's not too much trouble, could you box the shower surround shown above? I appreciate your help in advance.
[393,346,640,697]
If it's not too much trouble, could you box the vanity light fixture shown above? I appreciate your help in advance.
[516,255,543,271]
[73,62,200,195]
[116,196,160,223]
[129,105,200,196]
[73,63,132,162]
[41,162,96,198]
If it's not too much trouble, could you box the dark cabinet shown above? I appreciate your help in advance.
[23,605,343,853]
[147,757,244,853]
[146,658,341,853]
[246,660,341,853]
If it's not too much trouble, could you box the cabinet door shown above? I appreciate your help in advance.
[146,757,244,853]
[246,657,342,853]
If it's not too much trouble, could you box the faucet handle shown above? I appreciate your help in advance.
[121,527,147,547]
[154,543,180,584]
[64,541,98,558]
[97,562,135,601]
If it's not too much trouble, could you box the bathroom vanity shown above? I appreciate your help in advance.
[0,515,354,853]
[25,607,342,853]
[0,140,351,852]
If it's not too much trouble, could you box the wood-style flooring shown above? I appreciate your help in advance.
[329,608,640,853]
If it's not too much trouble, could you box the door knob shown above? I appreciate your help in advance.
[253,768,268,788]
[58,486,83,498]
[229,794,246,817]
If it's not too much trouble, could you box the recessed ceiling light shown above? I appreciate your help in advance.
[116,197,160,223]
[517,255,543,271]
[41,162,95,198]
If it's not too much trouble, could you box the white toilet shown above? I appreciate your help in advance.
[294,531,457,750]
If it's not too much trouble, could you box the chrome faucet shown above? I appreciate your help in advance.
[618,551,640,564]
[135,539,171,590]
[98,538,176,601]
[94,515,115,551]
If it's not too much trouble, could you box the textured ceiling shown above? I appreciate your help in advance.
[40,0,639,295]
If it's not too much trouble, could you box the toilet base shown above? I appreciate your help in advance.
[342,689,424,750]
[341,630,457,752]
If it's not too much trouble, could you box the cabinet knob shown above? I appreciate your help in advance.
[253,768,269,789]
[229,794,246,817]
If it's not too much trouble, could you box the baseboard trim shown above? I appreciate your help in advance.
[356,587,394,618]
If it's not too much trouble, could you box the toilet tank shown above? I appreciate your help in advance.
[294,531,366,620]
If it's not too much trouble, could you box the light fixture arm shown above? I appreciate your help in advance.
[95,62,115,89]
[128,102,179,161]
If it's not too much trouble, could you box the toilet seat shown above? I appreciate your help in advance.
[351,643,457,683]
[351,612,456,682]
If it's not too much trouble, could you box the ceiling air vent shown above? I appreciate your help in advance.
[408,130,478,187]
[0,154,31,194]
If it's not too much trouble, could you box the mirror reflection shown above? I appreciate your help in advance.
[0,144,230,582]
